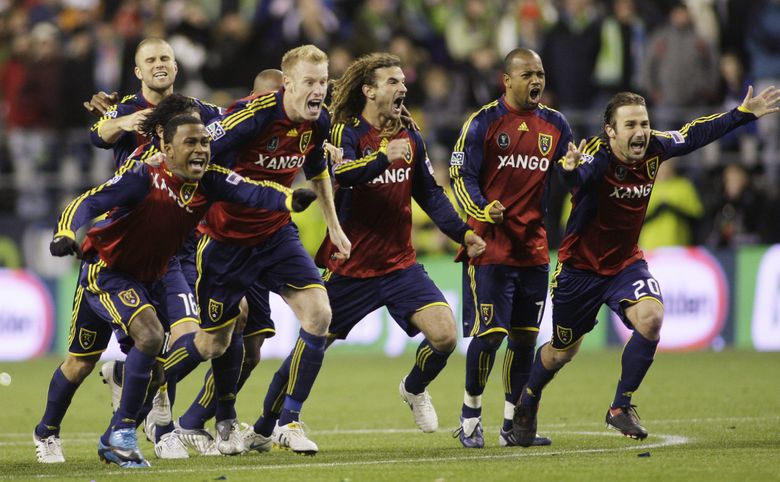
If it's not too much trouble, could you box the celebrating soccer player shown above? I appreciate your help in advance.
[512,86,780,446]
[449,48,573,448]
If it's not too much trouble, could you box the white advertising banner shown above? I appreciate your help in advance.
[751,245,780,351]
[0,269,54,360]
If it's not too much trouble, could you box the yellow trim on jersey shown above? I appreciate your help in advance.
[679,112,727,137]
[450,100,500,223]
[195,234,212,302]
[415,301,451,313]
[207,164,292,195]
[68,349,107,357]
[310,168,330,181]
[550,333,585,351]
[86,260,125,332]
[549,262,563,298]
[737,105,752,114]
[220,93,276,132]
[170,317,200,329]
[126,304,155,330]
[201,314,240,332]
[479,327,509,337]
[620,296,664,308]
[330,122,345,147]
[244,327,276,338]
[67,285,85,349]
[322,269,333,282]
[287,338,306,395]
[54,229,76,240]
[285,283,326,291]
[511,326,540,332]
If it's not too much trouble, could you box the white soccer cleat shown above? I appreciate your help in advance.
[99,361,122,413]
[144,388,172,442]
[239,422,272,453]
[215,419,245,455]
[398,377,438,433]
[153,431,189,459]
[33,433,65,463]
[174,421,221,456]
[274,422,318,455]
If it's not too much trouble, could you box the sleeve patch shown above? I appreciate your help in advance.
[206,121,226,141]
[225,172,243,185]
[106,110,118,119]
[667,130,685,144]
[581,153,594,164]
[425,157,435,175]
[450,151,464,166]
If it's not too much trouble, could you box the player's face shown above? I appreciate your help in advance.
[165,123,211,181]
[369,66,407,121]
[284,60,328,122]
[134,42,178,93]
[504,54,545,110]
[607,104,651,164]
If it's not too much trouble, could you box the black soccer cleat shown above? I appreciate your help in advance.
[605,405,648,440]
[511,402,539,448]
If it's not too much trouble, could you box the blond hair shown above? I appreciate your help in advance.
[281,44,328,77]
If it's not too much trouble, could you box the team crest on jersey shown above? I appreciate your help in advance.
[615,165,628,181]
[299,130,312,152]
[267,136,279,152]
[538,133,553,156]
[208,299,223,322]
[646,156,659,179]
[556,326,573,345]
[479,304,494,325]
[179,183,197,205]
[78,328,97,350]
[497,133,510,150]
[118,289,140,307]
[403,144,413,164]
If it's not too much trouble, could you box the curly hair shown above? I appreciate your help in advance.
[329,53,402,127]
[603,92,646,128]
[140,93,198,138]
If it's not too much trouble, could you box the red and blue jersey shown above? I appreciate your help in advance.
[90,90,223,168]
[54,152,291,283]
[317,118,469,277]
[200,90,330,245]
[450,96,572,267]
[558,107,756,275]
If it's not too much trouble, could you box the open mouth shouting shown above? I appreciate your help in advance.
[306,98,323,117]
[528,85,542,103]
[392,95,405,116]
[187,156,208,176]
[629,137,646,156]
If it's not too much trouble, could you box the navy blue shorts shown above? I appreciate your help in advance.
[550,260,664,350]
[195,223,323,331]
[326,264,449,339]
[461,264,549,338]
[244,282,275,338]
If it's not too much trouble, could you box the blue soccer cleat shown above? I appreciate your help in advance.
[97,428,151,468]
[453,416,484,448]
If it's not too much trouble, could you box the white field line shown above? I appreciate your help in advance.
[4,431,689,479]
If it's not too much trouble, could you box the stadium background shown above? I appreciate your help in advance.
[1,0,780,360]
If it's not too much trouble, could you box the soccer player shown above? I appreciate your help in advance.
[46,114,316,467]
[182,44,350,455]
[449,48,572,448]
[512,86,780,446]
[239,52,486,452]
[253,69,284,94]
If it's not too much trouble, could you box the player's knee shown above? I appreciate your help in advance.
[478,331,506,350]
[508,330,539,347]
[133,323,165,355]
[61,355,98,383]
[427,324,457,353]
[302,301,331,336]
[546,346,575,369]
[635,307,663,340]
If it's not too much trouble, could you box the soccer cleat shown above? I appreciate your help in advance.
[606,405,648,440]
[153,431,189,459]
[174,420,221,456]
[143,388,172,442]
[215,419,245,455]
[99,360,122,413]
[398,377,438,433]
[239,422,273,453]
[274,422,318,455]
[97,428,151,468]
[453,416,484,448]
[499,427,552,447]
[511,402,539,447]
[33,432,65,463]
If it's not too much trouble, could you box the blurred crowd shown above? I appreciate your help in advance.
[1,0,779,259]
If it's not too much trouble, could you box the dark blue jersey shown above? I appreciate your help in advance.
[558,107,755,275]
[54,152,291,282]
[90,90,223,168]
[450,96,572,267]
[317,118,469,277]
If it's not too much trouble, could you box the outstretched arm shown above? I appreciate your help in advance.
[740,85,780,118]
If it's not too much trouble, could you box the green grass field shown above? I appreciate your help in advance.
[1,349,779,481]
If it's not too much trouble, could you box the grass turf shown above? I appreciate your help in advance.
[1,348,778,481]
